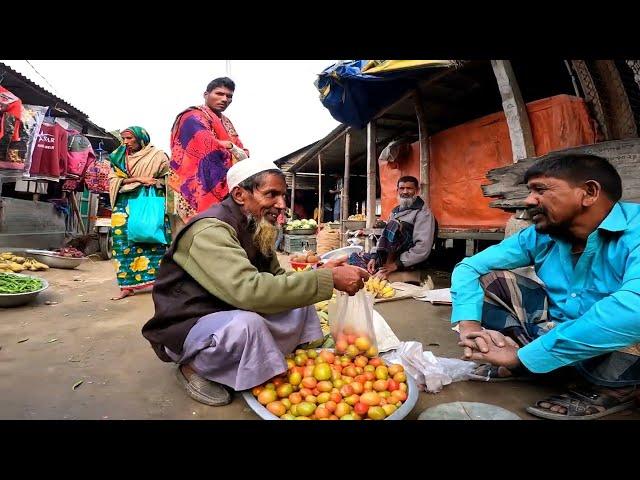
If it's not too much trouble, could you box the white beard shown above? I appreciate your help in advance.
[398,196,415,209]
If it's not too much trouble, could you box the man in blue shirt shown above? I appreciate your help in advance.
[451,153,640,419]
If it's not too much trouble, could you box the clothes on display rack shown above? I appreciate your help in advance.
[28,122,69,181]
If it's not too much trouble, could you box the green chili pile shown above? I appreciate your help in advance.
[0,273,43,294]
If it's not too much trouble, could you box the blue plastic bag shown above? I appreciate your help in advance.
[127,186,167,245]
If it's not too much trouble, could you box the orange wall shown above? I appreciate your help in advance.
[380,95,597,228]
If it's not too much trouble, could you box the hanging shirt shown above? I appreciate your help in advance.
[66,131,96,178]
[29,122,69,180]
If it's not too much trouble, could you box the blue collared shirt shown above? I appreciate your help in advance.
[451,202,640,373]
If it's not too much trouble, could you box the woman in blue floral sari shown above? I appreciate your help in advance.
[108,126,170,300]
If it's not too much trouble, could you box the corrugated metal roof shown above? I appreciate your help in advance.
[0,62,119,148]
[0,62,89,118]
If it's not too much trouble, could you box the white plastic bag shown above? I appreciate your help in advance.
[381,341,477,393]
[329,289,379,358]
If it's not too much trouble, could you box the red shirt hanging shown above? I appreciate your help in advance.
[29,123,69,180]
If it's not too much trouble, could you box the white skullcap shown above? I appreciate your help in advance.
[227,159,281,191]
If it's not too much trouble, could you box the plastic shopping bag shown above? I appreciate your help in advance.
[127,186,168,245]
[329,289,379,358]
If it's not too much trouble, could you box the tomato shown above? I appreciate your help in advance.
[288,392,302,404]
[393,372,407,383]
[315,406,331,419]
[360,391,381,406]
[281,413,296,420]
[298,388,313,398]
[266,401,286,417]
[339,384,354,397]
[368,357,383,367]
[316,392,331,404]
[367,406,386,420]
[306,349,318,359]
[334,402,351,418]
[286,359,295,370]
[325,400,337,413]
[354,356,369,368]
[354,402,369,416]
[354,336,371,352]
[276,383,293,398]
[317,380,333,393]
[375,366,389,380]
[344,394,360,406]
[330,392,342,404]
[281,398,292,410]
[387,379,400,392]
[257,389,277,405]
[313,363,332,381]
[365,346,378,358]
[252,386,264,397]
[342,365,357,378]
[288,371,302,386]
[335,340,348,353]
[345,345,360,358]
[382,404,397,417]
[305,395,317,404]
[350,382,364,395]
[319,350,335,364]
[301,377,317,389]
[294,354,308,366]
[296,402,316,417]
[373,379,389,392]
[340,414,356,420]
[388,364,404,376]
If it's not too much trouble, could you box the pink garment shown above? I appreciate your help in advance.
[66,131,96,178]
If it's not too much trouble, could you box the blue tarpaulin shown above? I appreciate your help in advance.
[315,60,456,130]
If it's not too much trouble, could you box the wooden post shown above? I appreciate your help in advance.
[70,192,86,235]
[414,90,430,205]
[341,132,351,247]
[491,60,535,162]
[317,153,323,223]
[366,121,377,231]
[291,173,296,217]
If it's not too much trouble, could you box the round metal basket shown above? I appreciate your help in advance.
[0,274,49,308]
[242,351,419,420]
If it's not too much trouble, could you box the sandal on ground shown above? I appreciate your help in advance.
[467,363,533,383]
[176,366,232,407]
[526,386,638,420]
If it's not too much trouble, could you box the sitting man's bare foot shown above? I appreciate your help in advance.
[111,289,134,301]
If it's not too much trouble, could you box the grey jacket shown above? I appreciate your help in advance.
[390,198,435,268]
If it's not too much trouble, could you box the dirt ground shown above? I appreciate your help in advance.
[1,257,639,420]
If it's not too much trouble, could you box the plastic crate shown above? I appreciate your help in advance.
[284,234,317,254]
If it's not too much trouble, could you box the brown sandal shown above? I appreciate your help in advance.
[526,386,638,420]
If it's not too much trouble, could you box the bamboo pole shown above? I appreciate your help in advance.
[341,132,351,247]
[317,153,323,223]
[366,121,377,230]
[414,90,430,205]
